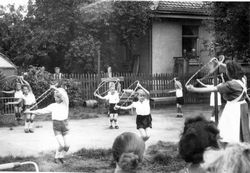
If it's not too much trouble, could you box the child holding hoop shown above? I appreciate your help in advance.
[3,79,24,122]
[187,60,250,143]
[94,82,120,129]
[173,78,184,118]
[25,86,69,164]
[115,83,152,141]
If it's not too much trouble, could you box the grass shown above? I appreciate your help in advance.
[0,141,186,172]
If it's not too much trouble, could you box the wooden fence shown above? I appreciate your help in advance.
[0,97,15,115]
[0,72,218,115]
[64,72,213,104]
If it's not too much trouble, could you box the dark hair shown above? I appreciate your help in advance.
[179,116,219,164]
[226,61,244,80]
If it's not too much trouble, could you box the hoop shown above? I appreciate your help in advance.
[185,56,225,87]
[94,79,120,97]
[115,80,140,107]
[29,89,54,110]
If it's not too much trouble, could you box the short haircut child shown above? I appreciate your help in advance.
[112,132,145,172]
[179,116,219,164]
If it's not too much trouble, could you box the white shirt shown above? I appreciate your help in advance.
[132,99,150,115]
[37,103,68,121]
[176,89,183,97]
[14,90,24,99]
[22,93,36,105]
[104,91,120,104]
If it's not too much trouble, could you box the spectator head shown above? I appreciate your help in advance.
[22,84,30,95]
[203,143,250,173]
[179,116,219,164]
[55,67,60,73]
[226,61,244,80]
[112,132,145,172]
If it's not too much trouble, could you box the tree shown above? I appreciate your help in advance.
[207,2,250,60]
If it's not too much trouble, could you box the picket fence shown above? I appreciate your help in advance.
[1,72,215,115]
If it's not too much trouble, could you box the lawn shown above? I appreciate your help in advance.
[0,141,186,172]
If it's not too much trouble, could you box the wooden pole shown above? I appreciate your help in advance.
[214,68,219,126]
[97,45,101,113]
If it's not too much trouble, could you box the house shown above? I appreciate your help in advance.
[135,1,213,75]
[0,53,17,76]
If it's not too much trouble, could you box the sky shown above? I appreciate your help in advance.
[0,0,28,7]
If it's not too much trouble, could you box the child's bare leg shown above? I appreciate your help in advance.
[29,114,36,133]
[109,114,114,128]
[55,134,65,161]
[177,104,183,117]
[24,113,31,133]
[138,128,147,141]
[145,127,151,141]
[113,113,119,129]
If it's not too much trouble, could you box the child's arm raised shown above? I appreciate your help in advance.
[94,92,106,100]
[137,83,150,96]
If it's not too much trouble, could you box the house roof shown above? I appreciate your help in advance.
[155,1,210,16]
[0,53,16,69]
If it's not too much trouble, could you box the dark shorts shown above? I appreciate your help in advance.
[109,104,118,114]
[176,97,184,105]
[136,114,152,129]
[53,120,69,136]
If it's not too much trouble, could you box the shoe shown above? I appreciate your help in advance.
[24,129,29,133]
[58,158,64,164]
[115,125,119,129]
[109,126,113,129]
[29,129,34,133]
[176,114,183,118]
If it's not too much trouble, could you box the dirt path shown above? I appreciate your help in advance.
[0,104,212,157]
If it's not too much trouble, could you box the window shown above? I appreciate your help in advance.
[182,25,199,57]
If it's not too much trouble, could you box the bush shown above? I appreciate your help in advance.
[23,66,83,108]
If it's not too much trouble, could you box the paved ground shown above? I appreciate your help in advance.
[0,104,212,157]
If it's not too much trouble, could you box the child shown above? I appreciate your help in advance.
[178,116,219,173]
[112,132,145,173]
[24,86,69,164]
[18,77,37,133]
[187,60,250,143]
[2,80,24,122]
[115,83,152,141]
[169,77,184,117]
[94,82,120,129]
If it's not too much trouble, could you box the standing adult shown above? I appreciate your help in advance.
[187,60,250,143]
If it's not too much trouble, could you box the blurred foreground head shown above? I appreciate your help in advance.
[112,132,145,173]
[179,116,219,164]
[203,142,250,173]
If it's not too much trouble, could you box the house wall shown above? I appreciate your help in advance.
[134,30,150,74]
[152,20,182,74]
[198,25,214,64]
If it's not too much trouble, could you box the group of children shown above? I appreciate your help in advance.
[2,71,69,164]
[2,58,249,169]
[93,78,184,142]
[3,76,36,133]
